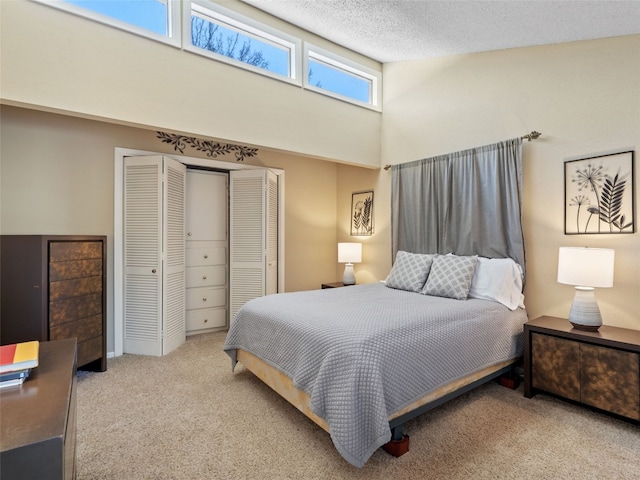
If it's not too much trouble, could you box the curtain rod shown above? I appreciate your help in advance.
[383,131,542,170]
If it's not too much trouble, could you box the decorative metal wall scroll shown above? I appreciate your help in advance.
[157,131,258,162]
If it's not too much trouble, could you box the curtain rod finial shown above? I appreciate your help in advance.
[522,131,542,141]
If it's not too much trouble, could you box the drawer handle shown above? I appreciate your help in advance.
[152,269,157,273]
[202,297,207,302]
[202,275,207,280]
[204,319,208,323]
[204,254,208,259]
[188,232,192,236]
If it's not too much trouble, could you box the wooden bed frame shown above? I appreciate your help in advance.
[236,348,518,457]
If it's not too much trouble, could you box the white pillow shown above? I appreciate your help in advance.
[385,251,435,293]
[468,257,525,310]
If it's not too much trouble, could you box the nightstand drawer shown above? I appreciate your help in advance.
[580,343,640,419]
[532,333,580,401]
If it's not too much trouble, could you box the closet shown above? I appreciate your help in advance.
[185,169,228,335]
[122,156,279,356]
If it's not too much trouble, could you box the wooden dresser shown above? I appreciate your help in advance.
[524,316,640,422]
[1,338,77,480]
[0,235,106,371]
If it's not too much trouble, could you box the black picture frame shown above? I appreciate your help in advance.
[564,150,635,234]
[351,190,374,236]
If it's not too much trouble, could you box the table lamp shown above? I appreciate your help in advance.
[338,242,362,285]
[557,246,614,331]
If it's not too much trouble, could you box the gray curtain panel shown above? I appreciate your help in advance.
[391,137,525,273]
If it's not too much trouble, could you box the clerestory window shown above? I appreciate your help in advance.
[305,44,381,111]
[186,0,300,83]
[34,0,180,46]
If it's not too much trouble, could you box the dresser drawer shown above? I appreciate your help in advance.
[49,276,102,300]
[50,314,102,343]
[186,266,226,288]
[77,336,103,366]
[186,287,226,310]
[50,241,103,261]
[186,247,226,266]
[49,258,102,281]
[186,307,226,330]
[49,292,103,327]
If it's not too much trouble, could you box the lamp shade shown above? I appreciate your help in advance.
[557,247,614,288]
[338,242,362,263]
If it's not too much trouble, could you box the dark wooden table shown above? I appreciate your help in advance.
[1,338,77,480]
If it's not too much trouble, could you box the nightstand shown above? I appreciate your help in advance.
[321,282,349,289]
[524,315,640,422]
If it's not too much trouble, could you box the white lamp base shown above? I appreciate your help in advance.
[568,287,602,331]
[343,263,356,285]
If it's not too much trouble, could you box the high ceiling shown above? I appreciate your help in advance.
[240,0,640,63]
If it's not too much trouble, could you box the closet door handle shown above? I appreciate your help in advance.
[202,297,207,302]
[187,232,193,236]
[204,254,208,259]
[202,275,207,280]
[152,269,157,273]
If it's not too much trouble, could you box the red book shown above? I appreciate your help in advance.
[0,341,39,374]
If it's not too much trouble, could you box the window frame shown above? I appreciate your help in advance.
[304,43,382,112]
[184,0,301,85]
[31,0,182,48]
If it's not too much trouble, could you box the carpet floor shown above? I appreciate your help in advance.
[76,331,639,479]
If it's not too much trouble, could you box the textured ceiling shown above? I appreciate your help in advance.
[239,0,640,63]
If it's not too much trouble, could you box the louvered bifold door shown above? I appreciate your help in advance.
[124,156,186,356]
[162,157,186,355]
[229,170,267,323]
[266,171,278,295]
[124,156,163,356]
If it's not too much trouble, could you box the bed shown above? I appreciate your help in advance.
[223,253,527,468]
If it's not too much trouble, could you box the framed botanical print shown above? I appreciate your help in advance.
[351,190,374,236]
[565,150,635,234]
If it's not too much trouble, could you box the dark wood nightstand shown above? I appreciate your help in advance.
[321,282,349,289]
[524,315,640,422]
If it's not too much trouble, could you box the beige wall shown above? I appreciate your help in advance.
[381,35,640,330]
[336,164,391,284]
[0,0,381,167]
[0,106,341,352]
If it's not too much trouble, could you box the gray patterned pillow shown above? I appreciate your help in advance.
[422,254,478,300]
[385,251,434,292]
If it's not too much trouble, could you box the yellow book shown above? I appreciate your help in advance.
[0,341,39,374]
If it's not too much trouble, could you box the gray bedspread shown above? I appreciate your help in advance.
[223,282,528,467]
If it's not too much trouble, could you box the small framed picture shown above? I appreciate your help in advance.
[351,190,374,236]
[564,150,635,234]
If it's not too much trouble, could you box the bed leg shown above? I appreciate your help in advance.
[499,367,520,390]
[383,425,410,457]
